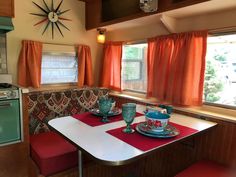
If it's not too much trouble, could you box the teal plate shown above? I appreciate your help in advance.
[90,108,121,117]
[136,122,180,138]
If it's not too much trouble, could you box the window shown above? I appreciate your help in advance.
[204,34,236,107]
[121,43,147,93]
[41,52,78,84]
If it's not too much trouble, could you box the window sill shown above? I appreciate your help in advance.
[26,84,79,93]
[21,85,106,94]
[110,90,157,105]
[110,91,236,123]
[20,85,78,94]
[174,105,236,124]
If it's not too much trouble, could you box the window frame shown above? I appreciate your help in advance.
[41,51,78,85]
[121,42,148,94]
[204,32,236,110]
[204,102,236,110]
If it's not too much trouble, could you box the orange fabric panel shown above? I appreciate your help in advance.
[147,37,174,101]
[77,45,94,87]
[147,31,208,106]
[100,41,123,91]
[17,40,42,88]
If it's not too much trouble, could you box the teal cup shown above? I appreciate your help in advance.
[122,103,136,133]
[98,97,112,123]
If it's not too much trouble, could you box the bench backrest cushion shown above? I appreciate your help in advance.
[28,88,109,134]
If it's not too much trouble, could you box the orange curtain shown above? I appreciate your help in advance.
[18,40,42,88]
[100,41,123,91]
[147,37,174,101]
[77,45,94,87]
[147,31,208,106]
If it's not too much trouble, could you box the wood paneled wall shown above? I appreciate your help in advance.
[171,109,236,169]
[102,0,140,22]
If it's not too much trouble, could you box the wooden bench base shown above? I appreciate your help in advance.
[175,160,236,177]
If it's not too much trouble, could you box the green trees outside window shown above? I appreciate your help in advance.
[204,34,236,107]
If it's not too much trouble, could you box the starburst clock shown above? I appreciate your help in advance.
[30,0,71,39]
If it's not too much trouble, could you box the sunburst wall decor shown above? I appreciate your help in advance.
[30,0,72,39]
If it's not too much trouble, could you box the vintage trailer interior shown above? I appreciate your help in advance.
[0,0,236,177]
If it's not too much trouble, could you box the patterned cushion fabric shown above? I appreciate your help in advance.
[28,88,109,134]
[175,160,236,177]
[30,132,78,176]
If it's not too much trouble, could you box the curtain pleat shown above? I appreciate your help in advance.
[77,45,94,87]
[18,40,42,88]
[100,41,123,91]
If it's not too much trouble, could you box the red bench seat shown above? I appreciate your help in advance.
[175,160,236,177]
[30,132,78,176]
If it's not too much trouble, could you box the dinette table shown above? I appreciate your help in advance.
[48,105,217,177]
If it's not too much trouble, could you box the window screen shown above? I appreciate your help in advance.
[41,53,78,84]
[121,43,147,93]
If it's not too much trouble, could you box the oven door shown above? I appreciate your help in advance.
[0,99,21,146]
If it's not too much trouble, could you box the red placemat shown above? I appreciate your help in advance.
[106,122,198,151]
[72,112,144,127]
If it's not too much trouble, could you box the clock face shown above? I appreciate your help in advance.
[48,12,58,22]
[30,0,72,39]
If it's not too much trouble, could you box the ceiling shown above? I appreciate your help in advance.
[105,0,236,31]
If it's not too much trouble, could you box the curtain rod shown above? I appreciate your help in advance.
[43,42,76,47]
[124,26,236,44]
[206,25,236,35]
[124,39,147,45]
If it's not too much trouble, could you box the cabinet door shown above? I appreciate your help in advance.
[0,0,14,17]
[0,100,21,145]
[86,0,102,30]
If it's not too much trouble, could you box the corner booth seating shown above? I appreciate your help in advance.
[28,87,109,176]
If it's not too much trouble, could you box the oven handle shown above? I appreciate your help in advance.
[0,103,12,108]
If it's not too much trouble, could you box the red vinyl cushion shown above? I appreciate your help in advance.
[175,160,236,177]
[30,132,78,176]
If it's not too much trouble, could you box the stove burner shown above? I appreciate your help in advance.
[0,83,12,89]
[0,83,19,100]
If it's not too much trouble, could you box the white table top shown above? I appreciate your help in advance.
[48,105,217,166]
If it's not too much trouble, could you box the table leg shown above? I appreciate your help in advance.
[78,150,83,177]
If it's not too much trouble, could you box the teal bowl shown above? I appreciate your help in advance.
[145,111,170,119]
[145,111,170,132]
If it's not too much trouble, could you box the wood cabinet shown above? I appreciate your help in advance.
[86,0,102,30]
[85,0,210,30]
[102,0,141,22]
[0,0,14,17]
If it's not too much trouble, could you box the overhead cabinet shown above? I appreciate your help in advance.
[85,0,210,30]
[102,0,141,22]
[0,0,14,17]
